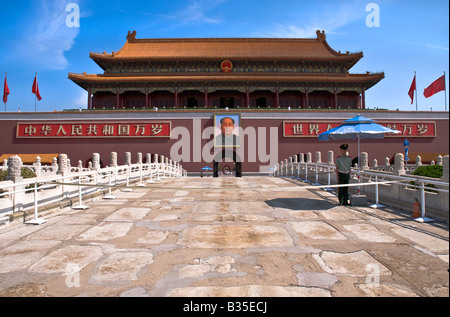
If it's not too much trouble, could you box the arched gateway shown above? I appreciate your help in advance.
[213,149,242,178]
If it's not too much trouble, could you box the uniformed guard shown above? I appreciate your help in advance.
[335,144,352,205]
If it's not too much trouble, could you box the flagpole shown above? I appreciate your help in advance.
[445,71,447,112]
[35,72,37,112]
[4,72,6,112]
[415,71,418,111]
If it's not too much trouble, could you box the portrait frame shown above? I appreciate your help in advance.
[213,113,241,148]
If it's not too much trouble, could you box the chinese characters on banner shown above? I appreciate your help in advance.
[17,122,172,139]
[283,121,436,138]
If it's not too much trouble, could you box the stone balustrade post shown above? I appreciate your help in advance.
[394,153,406,176]
[92,153,101,171]
[6,156,24,213]
[52,157,58,173]
[110,152,118,168]
[125,152,132,166]
[360,152,369,171]
[415,155,422,168]
[384,157,390,171]
[327,151,334,165]
[315,151,322,164]
[6,156,23,183]
[34,156,42,178]
[57,154,70,176]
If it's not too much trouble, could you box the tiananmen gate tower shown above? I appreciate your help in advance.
[68,30,384,111]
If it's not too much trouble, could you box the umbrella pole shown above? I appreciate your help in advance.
[357,134,361,196]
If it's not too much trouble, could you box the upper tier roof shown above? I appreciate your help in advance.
[90,30,363,62]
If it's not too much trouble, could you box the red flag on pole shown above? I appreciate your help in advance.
[3,74,9,104]
[32,75,42,101]
[408,75,416,104]
[424,75,445,98]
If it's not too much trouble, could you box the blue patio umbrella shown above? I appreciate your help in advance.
[319,114,400,164]
[319,115,401,201]
[318,115,401,142]
[200,166,213,171]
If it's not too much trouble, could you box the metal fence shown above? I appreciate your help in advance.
[272,159,449,223]
[0,161,187,225]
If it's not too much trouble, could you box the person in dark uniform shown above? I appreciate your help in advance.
[215,117,239,147]
[335,144,352,205]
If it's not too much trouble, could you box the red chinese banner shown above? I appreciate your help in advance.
[283,121,436,138]
[17,122,172,139]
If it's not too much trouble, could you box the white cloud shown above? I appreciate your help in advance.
[160,0,225,26]
[259,2,365,38]
[18,0,81,70]
[394,40,449,52]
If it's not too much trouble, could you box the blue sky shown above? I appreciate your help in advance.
[0,0,448,112]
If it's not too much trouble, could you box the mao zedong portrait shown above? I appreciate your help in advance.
[215,116,240,147]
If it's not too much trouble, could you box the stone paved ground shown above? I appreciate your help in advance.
[0,177,448,297]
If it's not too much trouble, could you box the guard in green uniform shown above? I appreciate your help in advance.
[335,144,352,205]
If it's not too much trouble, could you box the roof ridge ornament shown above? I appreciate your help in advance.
[316,30,326,42]
[127,30,137,42]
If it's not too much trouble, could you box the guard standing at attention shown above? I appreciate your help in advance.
[335,144,352,206]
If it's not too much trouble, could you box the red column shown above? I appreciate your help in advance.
[204,89,208,108]
[246,88,250,108]
[334,89,338,108]
[305,88,309,108]
[116,90,120,109]
[87,90,92,109]
[361,89,366,109]
[276,88,280,108]
[145,93,149,109]
[174,88,178,108]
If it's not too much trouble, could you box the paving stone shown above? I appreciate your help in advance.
[28,245,103,274]
[153,214,179,221]
[26,224,90,241]
[178,225,294,248]
[0,240,60,254]
[356,284,419,297]
[179,264,211,278]
[343,223,397,243]
[137,230,169,244]
[392,227,449,253]
[104,207,150,221]
[297,272,339,289]
[319,207,361,220]
[228,201,273,214]
[91,251,153,283]
[0,252,46,274]
[77,223,133,241]
[316,250,391,277]
[290,221,347,240]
